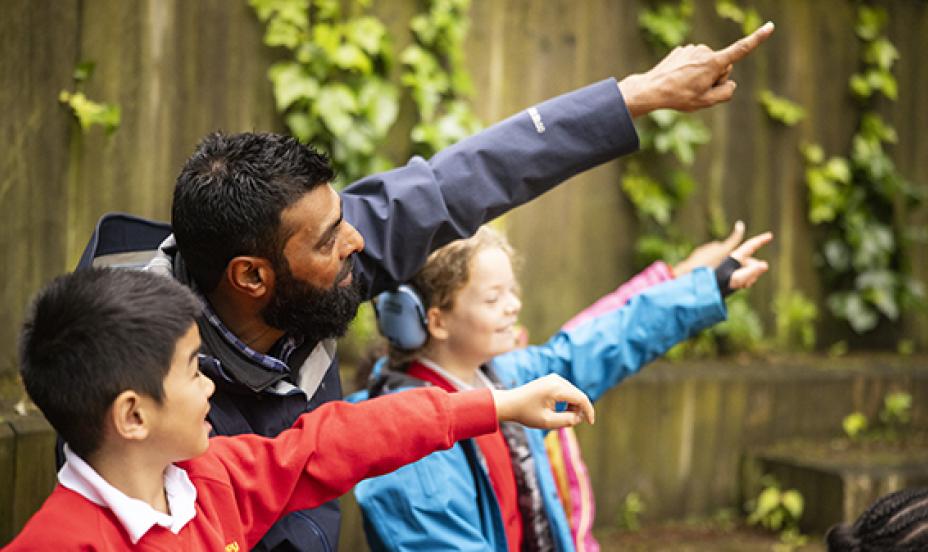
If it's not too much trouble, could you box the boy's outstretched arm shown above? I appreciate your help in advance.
[196,378,592,547]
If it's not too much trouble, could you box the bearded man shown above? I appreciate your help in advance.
[165,23,773,551]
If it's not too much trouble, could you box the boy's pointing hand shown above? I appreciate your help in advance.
[493,374,595,430]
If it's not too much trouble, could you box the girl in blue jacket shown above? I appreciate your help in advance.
[355,225,771,552]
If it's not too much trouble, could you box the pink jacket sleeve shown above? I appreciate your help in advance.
[562,261,674,330]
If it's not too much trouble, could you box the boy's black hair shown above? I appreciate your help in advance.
[827,487,928,551]
[171,131,335,293]
[19,268,202,458]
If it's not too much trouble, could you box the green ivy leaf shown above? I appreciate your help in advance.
[754,488,782,520]
[865,37,899,71]
[73,60,95,82]
[843,412,868,439]
[800,143,824,165]
[830,292,879,333]
[860,113,898,144]
[653,115,710,165]
[313,0,341,20]
[781,490,804,520]
[357,78,399,136]
[312,23,341,58]
[313,83,358,135]
[269,62,319,111]
[823,239,851,272]
[741,9,763,35]
[669,170,695,201]
[59,91,121,133]
[347,16,388,55]
[639,3,691,51]
[758,90,806,126]
[866,68,898,100]
[855,5,887,41]
[622,172,673,226]
[715,0,744,24]
[250,0,309,25]
[849,73,872,99]
[285,111,320,142]
[823,157,851,184]
[333,43,373,73]
[265,19,304,49]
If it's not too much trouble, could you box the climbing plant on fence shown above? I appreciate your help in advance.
[249,0,481,185]
[250,0,399,184]
[803,3,924,336]
[401,0,482,158]
[59,61,121,134]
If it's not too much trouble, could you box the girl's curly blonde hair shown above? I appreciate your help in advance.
[387,225,517,367]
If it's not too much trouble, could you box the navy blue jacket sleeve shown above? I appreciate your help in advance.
[341,78,639,297]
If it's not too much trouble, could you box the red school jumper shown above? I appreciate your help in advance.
[4,387,496,551]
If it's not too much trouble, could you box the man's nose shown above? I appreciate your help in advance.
[341,222,364,257]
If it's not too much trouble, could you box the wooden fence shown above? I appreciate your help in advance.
[0,0,926,543]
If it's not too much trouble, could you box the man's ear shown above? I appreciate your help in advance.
[110,390,151,442]
[225,256,275,299]
[426,306,450,342]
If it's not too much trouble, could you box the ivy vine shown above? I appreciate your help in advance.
[402,0,482,158]
[250,0,399,184]
[250,0,481,184]
[59,61,121,134]
[803,3,923,335]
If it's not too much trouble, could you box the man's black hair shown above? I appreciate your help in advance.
[827,487,928,551]
[19,268,202,458]
[172,131,335,293]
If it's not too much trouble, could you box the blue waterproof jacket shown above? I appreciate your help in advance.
[74,78,641,551]
[354,269,727,551]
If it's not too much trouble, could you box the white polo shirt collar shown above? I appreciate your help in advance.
[58,444,197,544]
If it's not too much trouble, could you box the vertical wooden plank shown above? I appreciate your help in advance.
[337,493,367,552]
[9,415,56,536]
[0,0,79,377]
[0,421,16,545]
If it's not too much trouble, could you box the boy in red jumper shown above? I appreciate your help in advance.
[4,268,593,551]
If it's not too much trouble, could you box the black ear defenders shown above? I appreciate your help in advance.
[373,284,429,351]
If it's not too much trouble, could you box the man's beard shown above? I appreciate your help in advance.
[260,255,365,345]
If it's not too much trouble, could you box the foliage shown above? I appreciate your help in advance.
[402,0,482,157]
[616,492,646,531]
[251,0,399,184]
[842,412,868,440]
[58,61,120,134]
[638,0,692,52]
[252,0,481,184]
[880,391,912,428]
[758,91,806,127]
[774,290,818,351]
[746,475,806,549]
[842,391,912,441]
[802,4,924,336]
[714,0,762,35]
